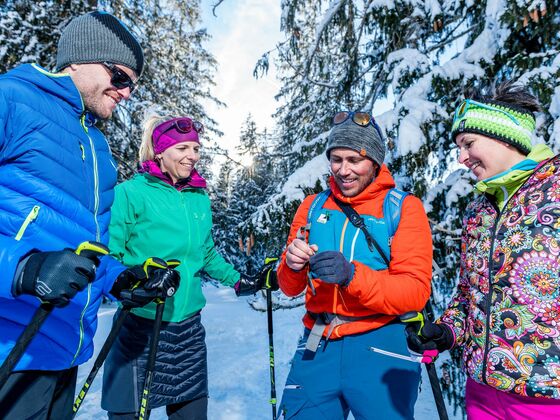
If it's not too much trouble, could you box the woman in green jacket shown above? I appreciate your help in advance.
[101,113,273,419]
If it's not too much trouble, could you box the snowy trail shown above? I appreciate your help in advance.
[76,285,459,419]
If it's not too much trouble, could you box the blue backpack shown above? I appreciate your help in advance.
[306,188,409,264]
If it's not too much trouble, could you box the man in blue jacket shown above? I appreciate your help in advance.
[0,11,177,418]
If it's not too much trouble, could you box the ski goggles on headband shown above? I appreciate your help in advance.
[451,98,536,154]
[453,99,521,126]
[156,118,204,141]
[333,111,384,140]
[102,62,137,93]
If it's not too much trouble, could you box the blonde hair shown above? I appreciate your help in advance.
[138,110,175,163]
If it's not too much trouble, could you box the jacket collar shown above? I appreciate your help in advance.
[139,162,207,191]
[9,64,93,120]
[329,164,396,205]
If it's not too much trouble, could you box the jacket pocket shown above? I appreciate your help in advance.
[14,205,41,241]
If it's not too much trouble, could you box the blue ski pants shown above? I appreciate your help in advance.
[279,322,420,419]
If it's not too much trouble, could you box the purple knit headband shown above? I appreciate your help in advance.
[152,117,200,154]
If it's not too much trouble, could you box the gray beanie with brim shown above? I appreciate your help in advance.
[56,11,144,77]
[326,119,385,167]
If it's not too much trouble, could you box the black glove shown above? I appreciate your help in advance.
[114,267,180,308]
[13,250,98,307]
[405,318,454,354]
[235,265,279,297]
[109,264,146,301]
[309,251,354,287]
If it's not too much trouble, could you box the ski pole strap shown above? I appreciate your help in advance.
[305,311,383,353]
[332,197,390,266]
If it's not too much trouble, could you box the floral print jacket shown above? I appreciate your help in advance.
[440,154,560,399]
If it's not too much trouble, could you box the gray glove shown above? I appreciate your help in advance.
[309,251,354,287]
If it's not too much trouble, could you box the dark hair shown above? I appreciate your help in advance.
[468,80,541,114]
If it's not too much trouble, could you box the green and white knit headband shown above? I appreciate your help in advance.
[451,99,536,155]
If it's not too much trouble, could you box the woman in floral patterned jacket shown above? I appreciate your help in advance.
[407,81,560,419]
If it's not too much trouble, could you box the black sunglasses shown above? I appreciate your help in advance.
[102,62,137,93]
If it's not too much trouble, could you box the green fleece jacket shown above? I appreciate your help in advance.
[475,144,555,209]
[109,173,240,322]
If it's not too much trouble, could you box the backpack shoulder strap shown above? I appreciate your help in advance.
[307,189,331,224]
[333,196,391,266]
[383,188,409,241]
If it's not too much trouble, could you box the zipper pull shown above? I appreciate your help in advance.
[15,205,41,241]
[79,143,85,161]
[80,113,89,133]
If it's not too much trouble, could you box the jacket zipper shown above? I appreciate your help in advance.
[71,114,101,364]
[480,171,535,383]
[333,219,350,315]
[71,284,92,366]
[81,115,101,241]
[14,205,41,241]
[481,211,499,384]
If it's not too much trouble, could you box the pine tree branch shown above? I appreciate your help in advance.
[429,218,461,240]
[206,149,245,167]
[425,21,482,54]
[276,43,340,88]
[212,0,226,17]
[303,0,348,77]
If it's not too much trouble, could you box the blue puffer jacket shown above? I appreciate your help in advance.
[0,64,124,371]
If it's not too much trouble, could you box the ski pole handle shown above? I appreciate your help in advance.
[74,241,109,261]
[400,311,425,334]
[147,258,181,303]
[142,257,168,276]
[0,241,109,388]
[264,257,278,265]
[166,259,181,268]
[163,259,181,298]
[263,257,278,291]
[401,310,448,420]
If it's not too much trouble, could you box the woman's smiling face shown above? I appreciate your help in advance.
[157,141,200,184]
[455,133,525,180]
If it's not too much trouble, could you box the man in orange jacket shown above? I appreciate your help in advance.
[277,111,433,419]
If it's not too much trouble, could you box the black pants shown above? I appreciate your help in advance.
[0,366,78,419]
[108,396,208,420]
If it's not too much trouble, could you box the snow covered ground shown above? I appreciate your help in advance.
[75,284,460,419]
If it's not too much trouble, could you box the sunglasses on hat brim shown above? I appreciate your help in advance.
[332,111,384,140]
[102,62,137,93]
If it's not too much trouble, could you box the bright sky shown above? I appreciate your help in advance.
[200,0,283,161]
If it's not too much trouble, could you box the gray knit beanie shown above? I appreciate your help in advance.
[56,11,144,77]
[326,119,385,167]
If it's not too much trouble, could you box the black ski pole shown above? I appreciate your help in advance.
[0,241,109,388]
[422,301,448,420]
[72,307,130,417]
[266,289,277,420]
[264,257,279,420]
[138,259,180,420]
[138,298,166,420]
[400,308,449,420]
[72,257,178,418]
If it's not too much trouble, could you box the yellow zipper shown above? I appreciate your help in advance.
[71,283,92,366]
[15,205,40,241]
[79,143,85,161]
